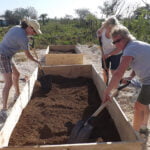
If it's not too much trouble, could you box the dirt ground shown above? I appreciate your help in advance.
[9,75,120,146]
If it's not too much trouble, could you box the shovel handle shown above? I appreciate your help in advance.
[88,81,131,122]
[91,101,109,117]
[84,101,109,126]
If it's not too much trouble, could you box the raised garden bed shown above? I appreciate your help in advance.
[9,75,120,146]
[45,45,83,65]
[0,65,143,150]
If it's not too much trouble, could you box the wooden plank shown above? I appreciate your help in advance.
[0,68,38,147]
[45,54,83,65]
[2,142,143,150]
[42,64,92,78]
[107,98,140,141]
[91,65,106,100]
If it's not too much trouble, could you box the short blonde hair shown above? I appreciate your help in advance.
[102,16,120,28]
[111,25,136,40]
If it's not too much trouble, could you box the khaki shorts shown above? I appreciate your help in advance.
[0,54,15,73]
[137,85,150,105]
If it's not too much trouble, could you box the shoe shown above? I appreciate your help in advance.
[0,110,8,123]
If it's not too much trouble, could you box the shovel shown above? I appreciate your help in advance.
[68,101,109,143]
[68,81,132,144]
[32,48,52,93]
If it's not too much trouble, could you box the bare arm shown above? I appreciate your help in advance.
[103,56,134,102]
[96,27,104,38]
[109,47,122,56]
[24,50,39,64]
[105,47,122,59]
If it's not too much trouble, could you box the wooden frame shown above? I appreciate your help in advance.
[45,45,83,65]
[0,68,38,147]
[0,64,144,150]
[45,54,83,65]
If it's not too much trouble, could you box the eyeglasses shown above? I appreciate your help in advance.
[112,38,123,44]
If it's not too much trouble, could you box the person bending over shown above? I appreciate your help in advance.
[103,25,150,136]
[0,18,42,121]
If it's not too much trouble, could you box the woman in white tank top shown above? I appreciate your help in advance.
[97,16,122,84]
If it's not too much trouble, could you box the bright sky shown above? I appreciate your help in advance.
[0,0,147,18]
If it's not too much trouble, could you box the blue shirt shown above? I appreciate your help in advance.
[0,26,29,57]
[123,40,150,85]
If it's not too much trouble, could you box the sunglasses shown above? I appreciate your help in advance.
[112,38,123,44]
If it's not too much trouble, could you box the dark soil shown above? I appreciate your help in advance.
[49,49,76,54]
[9,75,121,146]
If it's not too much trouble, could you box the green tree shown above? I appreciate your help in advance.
[13,8,28,22]
[75,8,90,20]
[132,5,150,19]
[39,13,48,25]
[4,10,18,24]
[4,7,38,25]
[98,0,123,18]
[75,8,92,27]
[26,7,38,19]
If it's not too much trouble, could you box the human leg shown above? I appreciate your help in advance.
[0,55,13,109]
[101,57,110,84]
[139,105,150,136]
[133,85,150,132]
[133,102,149,137]
[141,105,149,128]
[2,73,13,109]
[133,101,145,131]
[12,65,20,97]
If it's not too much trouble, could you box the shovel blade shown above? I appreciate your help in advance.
[68,120,84,143]
[75,123,93,143]
[38,75,52,93]
[68,120,93,143]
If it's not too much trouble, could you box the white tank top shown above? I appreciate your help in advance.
[101,29,116,54]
